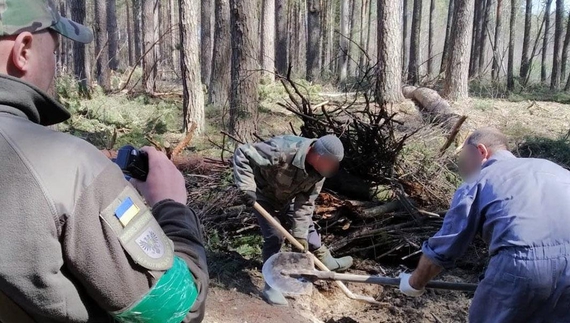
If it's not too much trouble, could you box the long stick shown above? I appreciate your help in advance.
[253,202,380,304]
[285,270,478,292]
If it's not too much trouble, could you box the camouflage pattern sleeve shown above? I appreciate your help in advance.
[291,178,325,238]
[233,141,282,192]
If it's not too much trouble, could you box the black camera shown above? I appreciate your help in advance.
[114,145,149,181]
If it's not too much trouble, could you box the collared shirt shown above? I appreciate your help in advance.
[422,150,570,268]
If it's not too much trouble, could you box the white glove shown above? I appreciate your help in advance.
[399,273,425,297]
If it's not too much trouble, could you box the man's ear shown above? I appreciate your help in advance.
[477,144,490,160]
[10,32,33,73]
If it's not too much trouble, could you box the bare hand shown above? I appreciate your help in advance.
[130,147,188,207]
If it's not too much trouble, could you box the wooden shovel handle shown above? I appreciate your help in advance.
[253,202,379,304]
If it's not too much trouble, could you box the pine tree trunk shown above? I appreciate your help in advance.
[542,0,553,83]
[402,0,409,78]
[507,0,516,90]
[201,0,213,85]
[440,0,455,75]
[261,0,276,81]
[365,0,375,61]
[209,0,231,106]
[377,0,404,104]
[561,11,570,82]
[339,0,350,84]
[469,0,483,78]
[58,1,67,70]
[142,0,156,93]
[290,1,299,71]
[180,0,205,133]
[162,0,174,73]
[520,0,532,79]
[524,9,547,86]
[551,0,564,89]
[275,0,288,75]
[170,0,180,75]
[306,0,321,81]
[229,0,260,142]
[94,0,111,91]
[71,0,88,94]
[299,3,307,75]
[492,0,503,81]
[107,0,119,70]
[408,0,422,84]
[133,0,142,62]
[428,0,436,77]
[444,0,475,100]
[348,0,361,77]
[358,0,367,72]
[321,0,331,75]
[153,0,161,89]
[478,0,492,75]
[126,0,134,67]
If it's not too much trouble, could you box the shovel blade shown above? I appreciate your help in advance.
[262,252,314,296]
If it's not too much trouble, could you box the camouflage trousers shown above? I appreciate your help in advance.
[254,199,321,263]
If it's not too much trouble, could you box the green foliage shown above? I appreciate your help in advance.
[517,134,570,169]
[230,235,263,259]
[55,72,183,149]
[470,79,570,104]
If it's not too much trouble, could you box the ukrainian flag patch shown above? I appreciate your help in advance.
[115,197,140,226]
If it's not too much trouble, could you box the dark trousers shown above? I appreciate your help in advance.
[469,244,570,323]
[254,199,322,263]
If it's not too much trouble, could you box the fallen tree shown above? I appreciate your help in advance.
[402,85,464,132]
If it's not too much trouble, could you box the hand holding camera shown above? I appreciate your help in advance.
[115,146,188,207]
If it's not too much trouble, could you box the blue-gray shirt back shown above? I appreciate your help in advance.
[423,150,570,268]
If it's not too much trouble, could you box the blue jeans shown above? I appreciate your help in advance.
[253,199,321,263]
[469,244,570,323]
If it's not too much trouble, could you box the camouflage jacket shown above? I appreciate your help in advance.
[233,136,325,238]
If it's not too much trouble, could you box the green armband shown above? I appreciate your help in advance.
[113,257,199,323]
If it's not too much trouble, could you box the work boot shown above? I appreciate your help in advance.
[314,246,353,272]
[262,283,288,306]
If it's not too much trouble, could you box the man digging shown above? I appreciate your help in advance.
[400,127,570,322]
[233,134,353,306]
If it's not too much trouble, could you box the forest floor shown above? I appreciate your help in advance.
[200,93,570,323]
[57,78,570,322]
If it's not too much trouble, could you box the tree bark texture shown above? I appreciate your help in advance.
[229,0,260,142]
[94,0,111,91]
[520,0,532,79]
[201,0,213,85]
[376,0,404,104]
[306,0,322,81]
[179,0,205,133]
[408,0,422,84]
[209,0,231,107]
[444,0,475,100]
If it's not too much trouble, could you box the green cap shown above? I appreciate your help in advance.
[0,0,93,43]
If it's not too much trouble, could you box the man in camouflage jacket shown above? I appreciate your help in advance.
[233,135,353,306]
[0,1,207,321]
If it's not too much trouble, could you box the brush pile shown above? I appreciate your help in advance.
[176,76,472,266]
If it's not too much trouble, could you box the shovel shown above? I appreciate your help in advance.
[263,252,479,295]
[254,202,380,304]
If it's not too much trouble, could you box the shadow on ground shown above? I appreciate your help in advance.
[207,250,262,296]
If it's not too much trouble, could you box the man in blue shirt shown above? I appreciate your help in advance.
[399,127,570,322]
